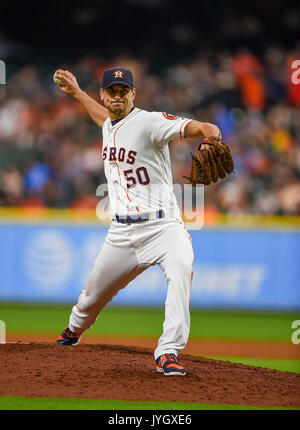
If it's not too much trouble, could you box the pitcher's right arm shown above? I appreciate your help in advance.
[53,69,109,128]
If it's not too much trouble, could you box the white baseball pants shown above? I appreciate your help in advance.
[69,217,194,360]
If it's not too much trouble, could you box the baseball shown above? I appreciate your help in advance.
[54,77,64,86]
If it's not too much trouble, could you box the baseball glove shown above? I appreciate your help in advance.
[183,136,234,185]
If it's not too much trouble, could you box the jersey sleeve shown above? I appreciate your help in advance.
[148,111,192,148]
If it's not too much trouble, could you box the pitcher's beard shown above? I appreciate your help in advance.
[111,106,125,114]
[108,102,130,118]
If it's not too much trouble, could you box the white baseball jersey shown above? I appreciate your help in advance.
[102,108,192,217]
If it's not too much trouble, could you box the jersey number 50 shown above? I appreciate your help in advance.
[124,167,150,189]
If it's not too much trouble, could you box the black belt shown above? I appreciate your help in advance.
[114,209,165,224]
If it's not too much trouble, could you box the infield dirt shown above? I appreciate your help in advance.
[1,342,299,408]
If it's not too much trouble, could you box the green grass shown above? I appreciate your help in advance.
[203,356,300,374]
[0,302,299,342]
[0,396,298,410]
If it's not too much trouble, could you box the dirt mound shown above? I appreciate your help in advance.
[1,342,299,408]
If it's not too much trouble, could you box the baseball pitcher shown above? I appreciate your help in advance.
[54,66,233,376]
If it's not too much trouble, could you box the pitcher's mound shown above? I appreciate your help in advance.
[0,342,299,408]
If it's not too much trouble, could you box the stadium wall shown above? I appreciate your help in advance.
[0,211,299,311]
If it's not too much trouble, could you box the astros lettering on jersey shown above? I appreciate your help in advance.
[102,108,192,216]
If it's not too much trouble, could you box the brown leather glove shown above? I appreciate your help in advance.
[183,136,234,185]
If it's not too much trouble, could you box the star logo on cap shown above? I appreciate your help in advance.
[114,70,124,79]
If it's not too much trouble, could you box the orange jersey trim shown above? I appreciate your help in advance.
[179,119,191,139]
[112,109,142,213]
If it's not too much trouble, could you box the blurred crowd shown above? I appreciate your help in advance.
[1,46,300,215]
